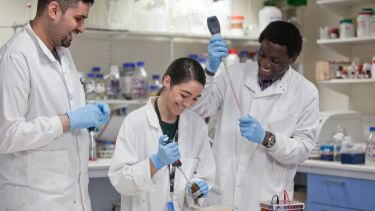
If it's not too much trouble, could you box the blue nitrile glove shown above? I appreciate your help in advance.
[187,179,209,199]
[67,103,108,129]
[239,114,266,144]
[151,135,181,170]
[207,35,228,73]
[96,102,111,125]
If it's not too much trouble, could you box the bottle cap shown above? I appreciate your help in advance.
[152,74,160,80]
[137,61,145,66]
[369,126,375,131]
[228,48,238,54]
[92,66,101,72]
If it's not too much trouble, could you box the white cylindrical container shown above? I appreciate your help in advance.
[258,1,282,33]
[210,0,232,35]
[371,55,375,79]
[357,10,372,37]
[230,15,245,36]
[226,48,240,67]
[339,18,355,38]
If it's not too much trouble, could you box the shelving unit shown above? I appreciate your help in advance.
[316,0,375,16]
[317,36,375,45]
[318,79,375,84]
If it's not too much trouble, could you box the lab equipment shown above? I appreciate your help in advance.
[239,115,266,144]
[341,136,366,164]
[226,48,240,67]
[366,126,375,164]
[149,74,162,97]
[105,65,121,99]
[95,73,105,100]
[260,192,304,211]
[85,72,96,100]
[357,9,373,37]
[88,127,96,161]
[319,144,334,161]
[339,18,355,38]
[230,15,245,36]
[258,1,282,33]
[189,180,208,198]
[207,36,227,72]
[312,111,364,159]
[97,140,115,158]
[209,0,231,35]
[151,135,181,170]
[121,63,135,100]
[132,61,148,99]
[316,111,364,144]
[207,16,242,116]
[332,125,345,161]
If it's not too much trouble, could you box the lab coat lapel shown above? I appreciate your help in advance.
[145,97,162,133]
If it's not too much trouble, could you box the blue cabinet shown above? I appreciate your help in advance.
[307,174,375,211]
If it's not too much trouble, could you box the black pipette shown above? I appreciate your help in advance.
[207,16,243,116]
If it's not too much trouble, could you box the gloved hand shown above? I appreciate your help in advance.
[96,102,111,125]
[67,103,111,129]
[239,114,266,144]
[187,179,209,199]
[207,35,228,73]
[151,135,181,170]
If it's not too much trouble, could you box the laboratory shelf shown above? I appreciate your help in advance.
[317,0,375,6]
[80,28,259,46]
[86,99,147,106]
[317,79,375,84]
[317,36,375,45]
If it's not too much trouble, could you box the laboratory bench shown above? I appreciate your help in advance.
[88,159,375,211]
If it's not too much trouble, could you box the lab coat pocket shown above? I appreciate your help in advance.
[27,150,69,194]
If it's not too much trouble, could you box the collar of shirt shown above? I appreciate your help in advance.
[258,72,286,91]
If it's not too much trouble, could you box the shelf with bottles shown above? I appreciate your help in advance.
[78,28,260,47]
[317,78,375,84]
[317,36,375,45]
[317,0,375,16]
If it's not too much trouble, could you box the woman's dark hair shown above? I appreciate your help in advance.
[258,21,302,58]
[158,57,205,95]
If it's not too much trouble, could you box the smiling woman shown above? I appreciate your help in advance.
[108,57,216,211]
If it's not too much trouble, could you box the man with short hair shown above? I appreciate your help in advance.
[192,21,320,210]
[0,1,110,210]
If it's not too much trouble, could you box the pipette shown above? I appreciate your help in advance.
[207,16,243,116]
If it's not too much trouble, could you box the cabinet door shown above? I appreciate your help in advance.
[308,202,357,211]
[308,173,375,210]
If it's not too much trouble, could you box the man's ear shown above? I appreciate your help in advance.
[289,56,298,64]
[47,1,61,20]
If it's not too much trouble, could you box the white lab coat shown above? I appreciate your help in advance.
[0,24,91,211]
[192,61,320,211]
[109,97,215,211]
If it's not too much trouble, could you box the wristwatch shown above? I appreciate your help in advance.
[262,131,276,148]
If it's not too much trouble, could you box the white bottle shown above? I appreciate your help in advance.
[332,125,345,161]
[105,65,121,99]
[210,0,232,35]
[371,55,375,79]
[132,61,148,99]
[95,73,106,100]
[85,72,96,100]
[149,74,162,97]
[366,126,375,164]
[226,48,240,67]
[258,1,282,33]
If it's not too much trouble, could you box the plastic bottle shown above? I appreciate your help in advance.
[339,18,355,38]
[357,9,372,37]
[85,72,96,100]
[121,63,135,100]
[131,61,148,99]
[105,65,121,99]
[371,55,375,79]
[149,74,162,97]
[332,125,345,161]
[258,1,282,33]
[226,48,240,67]
[95,73,105,100]
[366,126,375,164]
[210,0,232,35]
